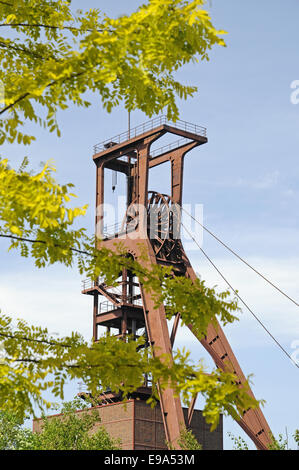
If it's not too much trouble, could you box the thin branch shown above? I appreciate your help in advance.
[0,330,143,354]
[0,69,87,116]
[0,92,30,115]
[0,331,74,349]
[0,23,110,33]
[0,232,153,285]
[0,41,42,59]
[7,358,144,370]
[0,233,92,257]
[0,41,57,61]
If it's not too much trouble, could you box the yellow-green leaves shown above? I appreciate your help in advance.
[156,274,240,337]
[0,158,87,231]
[0,0,226,144]
[0,313,260,430]
[0,0,255,437]
[0,400,121,450]
[5,14,17,24]
[0,158,87,266]
[178,363,261,431]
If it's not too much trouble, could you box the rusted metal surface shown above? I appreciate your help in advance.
[93,115,207,154]
[187,395,198,428]
[170,313,180,348]
[84,116,273,450]
[185,264,272,450]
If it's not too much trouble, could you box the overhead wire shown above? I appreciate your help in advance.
[181,221,299,370]
[182,207,299,308]
[1,227,298,369]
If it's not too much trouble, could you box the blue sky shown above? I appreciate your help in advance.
[1,0,299,449]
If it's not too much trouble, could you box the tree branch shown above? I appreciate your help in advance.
[0,40,57,61]
[0,69,87,116]
[6,358,144,370]
[0,92,30,115]
[0,233,92,257]
[0,23,109,33]
[0,331,74,349]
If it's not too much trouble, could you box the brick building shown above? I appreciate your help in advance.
[33,397,223,450]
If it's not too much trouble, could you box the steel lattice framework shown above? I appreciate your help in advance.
[82,117,272,450]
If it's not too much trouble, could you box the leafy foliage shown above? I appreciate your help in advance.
[30,399,121,450]
[228,430,299,450]
[228,432,249,450]
[0,155,254,431]
[0,0,226,145]
[0,0,262,446]
[0,158,87,266]
[0,410,32,450]
[159,274,240,337]
[0,400,121,450]
[0,312,260,431]
[268,433,289,450]
[177,428,202,450]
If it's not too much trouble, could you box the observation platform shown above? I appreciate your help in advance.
[92,115,208,171]
[82,278,144,331]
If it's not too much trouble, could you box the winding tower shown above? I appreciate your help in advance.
[82,116,272,450]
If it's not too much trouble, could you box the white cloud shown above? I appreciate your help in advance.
[0,268,93,340]
[282,188,296,197]
[236,170,280,189]
[1,255,298,448]
[183,255,299,350]
[0,256,298,351]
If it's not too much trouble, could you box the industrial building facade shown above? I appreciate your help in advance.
[33,399,223,450]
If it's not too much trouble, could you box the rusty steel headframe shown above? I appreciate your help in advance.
[82,116,273,450]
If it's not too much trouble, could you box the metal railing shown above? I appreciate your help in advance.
[82,278,142,308]
[82,277,105,291]
[93,115,207,154]
[98,297,142,313]
[82,278,122,297]
[101,220,140,239]
[102,221,123,238]
[151,137,192,158]
[99,300,118,313]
